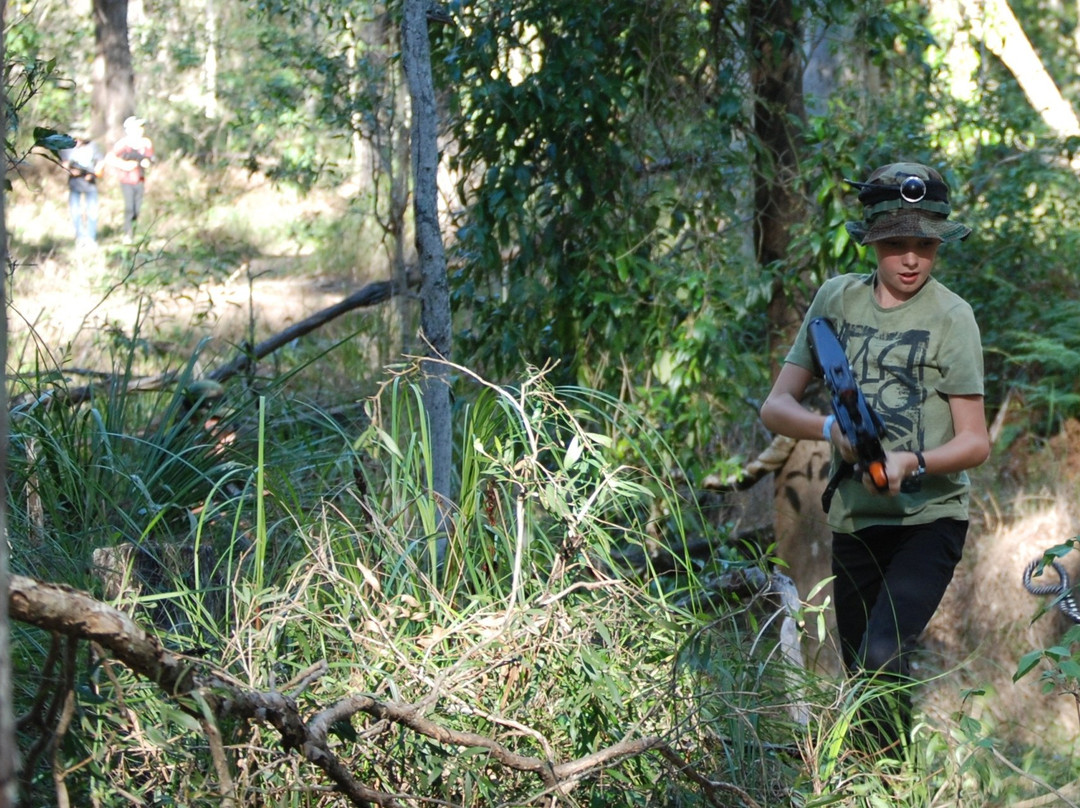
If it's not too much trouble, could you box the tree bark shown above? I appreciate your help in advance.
[0,0,14,799]
[959,0,1080,137]
[401,1,453,538]
[91,0,137,144]
[749,0,809,355]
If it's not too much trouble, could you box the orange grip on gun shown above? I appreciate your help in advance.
[867,460,889,490]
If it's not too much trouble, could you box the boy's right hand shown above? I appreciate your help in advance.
[825,420,858,464]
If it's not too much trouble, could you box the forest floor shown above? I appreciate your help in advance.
[921,439,1080,755]
[6,157,397,402]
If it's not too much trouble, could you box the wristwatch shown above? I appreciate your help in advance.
[910,450,926,479]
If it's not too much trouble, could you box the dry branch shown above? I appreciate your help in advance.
[207,278,405,383]
[10,276,410,411]
[9,576,197,696]
[9,574,762,807]
[10,370,180,411]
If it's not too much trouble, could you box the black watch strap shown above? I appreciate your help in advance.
[912,450,926,478]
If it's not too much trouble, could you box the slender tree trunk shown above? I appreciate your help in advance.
[401,0,453,542]
[91,0,136,144]
[203,0,219,118]
[959,0,1080,136]
[746,0,834,634]
[368,8,415,360]
[0,0,16,802]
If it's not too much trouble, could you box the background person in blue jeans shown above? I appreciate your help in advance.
[60,132,103,245]
[760,161,991,757]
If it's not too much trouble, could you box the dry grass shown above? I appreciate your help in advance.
[919,437,1080,754]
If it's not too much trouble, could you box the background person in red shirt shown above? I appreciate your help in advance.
[107,116,154,243]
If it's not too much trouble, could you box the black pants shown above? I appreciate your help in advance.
[831,518,967,752]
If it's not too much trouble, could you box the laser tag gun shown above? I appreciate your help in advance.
[118,148,151,179]
[807,317,892,511]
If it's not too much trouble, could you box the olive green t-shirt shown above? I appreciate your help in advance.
[785,272,985,533]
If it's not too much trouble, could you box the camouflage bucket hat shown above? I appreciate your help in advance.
[844,162,971,245]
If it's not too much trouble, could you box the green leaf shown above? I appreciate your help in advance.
[1014,650,1043,681]
[564,434,582,468]
[1057,659,1080,682]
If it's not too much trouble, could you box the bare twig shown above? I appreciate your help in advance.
[655,745,764,808]
[193,690,237,808]
[19,635,77,792]
[15,632,61,732]
[989,745,1080,808]
[50,688,76,808]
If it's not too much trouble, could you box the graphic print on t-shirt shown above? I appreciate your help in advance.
[839,323,929,449]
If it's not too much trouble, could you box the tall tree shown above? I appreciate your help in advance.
[0,0,14,798]
[91,0,136,143]
[958,0,1080,138]
[751,0,809,353]
[402,0,453,547]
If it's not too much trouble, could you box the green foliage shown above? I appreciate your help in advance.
[13,0,1080,803]
[3,12,82,136]
[9,351,1066,806]
[436,0,774,479]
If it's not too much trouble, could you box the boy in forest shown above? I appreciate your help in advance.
[107,116,154,243]
[759,161,991,756]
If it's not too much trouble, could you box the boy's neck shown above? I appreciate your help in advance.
[873,271,931,308]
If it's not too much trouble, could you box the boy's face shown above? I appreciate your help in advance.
[871,236,940,304]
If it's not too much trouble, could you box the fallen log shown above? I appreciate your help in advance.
[208,278,403,383]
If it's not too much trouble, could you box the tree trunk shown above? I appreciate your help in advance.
[203,0,219,119]
[959,0,1080,137]
[364,8,415,362]
[91,0,136,144]
[746,0,837,667]
[749,0,808,355]
[401,0,453,557]
[0,2,15,802]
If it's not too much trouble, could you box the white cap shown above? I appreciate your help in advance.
[123,116,145,131]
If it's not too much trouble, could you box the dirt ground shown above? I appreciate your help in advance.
[5,161,396,391]
[920,429,1080,752]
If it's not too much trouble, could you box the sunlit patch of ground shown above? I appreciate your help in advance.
[6,158,403,397]
[9,252,350,365]
[919,450,1080,754]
